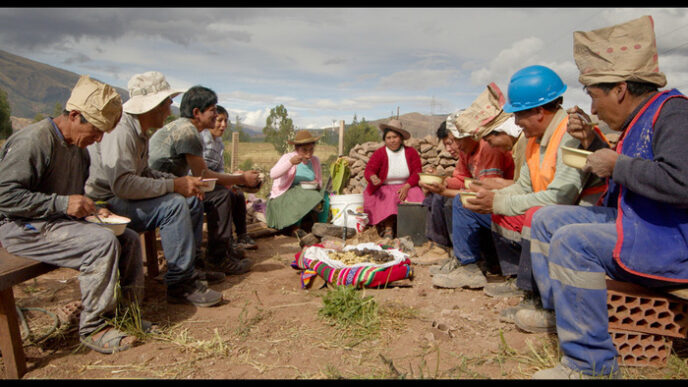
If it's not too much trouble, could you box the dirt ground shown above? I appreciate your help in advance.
[3,231,687,380]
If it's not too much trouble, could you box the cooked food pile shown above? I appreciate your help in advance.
[328,248,395,265]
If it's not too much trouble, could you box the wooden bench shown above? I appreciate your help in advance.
[0,247,58,379]
[0,229,160,379]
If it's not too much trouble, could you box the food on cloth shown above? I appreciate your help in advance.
[328,248,395,265]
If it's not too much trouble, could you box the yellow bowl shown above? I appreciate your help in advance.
[561,146,592,170]
[458,191,477,207]
[85,214,131,236]
[464,177,474,189]
[419,173,445,186]
[200,178,218,192]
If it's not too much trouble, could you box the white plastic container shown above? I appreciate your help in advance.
[329,193,368,231]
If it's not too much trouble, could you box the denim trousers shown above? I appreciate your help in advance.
[451,194,495,265]
[530,205,679,376]
[108,193,203,286]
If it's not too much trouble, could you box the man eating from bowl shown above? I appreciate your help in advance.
[0,75,145,354]
[148,85,261,276]
[86,71,227,308]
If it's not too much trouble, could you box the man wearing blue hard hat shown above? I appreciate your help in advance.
[437,64,606,300]
[523,15,688,379]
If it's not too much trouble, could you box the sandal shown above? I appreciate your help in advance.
[80,327,137,354]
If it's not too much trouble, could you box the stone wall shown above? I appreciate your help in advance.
[340,135,454,194]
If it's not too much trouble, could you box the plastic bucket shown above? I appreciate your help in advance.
[330,193,368,231]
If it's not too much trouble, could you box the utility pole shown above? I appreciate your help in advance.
[396,106,399,119]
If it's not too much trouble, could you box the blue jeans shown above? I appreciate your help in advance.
[108,193,203,286]
[451,194,494,265]
[530,205,678,376]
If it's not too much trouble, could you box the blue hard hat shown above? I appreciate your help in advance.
[503,65,567,113]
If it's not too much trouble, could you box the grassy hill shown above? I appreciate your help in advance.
[0,49,129,119]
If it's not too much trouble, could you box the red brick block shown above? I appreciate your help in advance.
[610,329,672,368]
[607,279,688,339]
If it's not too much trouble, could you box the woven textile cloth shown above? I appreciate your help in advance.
[291,242,413,288]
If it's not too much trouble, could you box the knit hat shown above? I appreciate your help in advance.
[573,15,666,87]
[445,110,468,139]
[122,71,185,114]
[455,82,512,141]
[65,75,122,132]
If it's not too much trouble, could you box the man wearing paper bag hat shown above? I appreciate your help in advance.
[523,15,688,379]
[425,84,515,281]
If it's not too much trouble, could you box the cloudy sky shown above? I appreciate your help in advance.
[1,7,687,129]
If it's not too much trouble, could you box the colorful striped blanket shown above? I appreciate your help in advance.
[291,242,414,288]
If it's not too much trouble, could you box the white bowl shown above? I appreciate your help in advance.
[458,191,477,207]
[561,146,592,170]
[300,182,318,190]
[200,178,218,192]
[419,173,445,185]
[85,214,131,236]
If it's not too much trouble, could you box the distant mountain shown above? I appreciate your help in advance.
[316,112,450,139]
[0,49,130,119]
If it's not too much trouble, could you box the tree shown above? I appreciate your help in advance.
[164,114,177,125]
[33,113,44,122]
[263,104,296,155]
[343,118,379,155]
[0,88,11,139]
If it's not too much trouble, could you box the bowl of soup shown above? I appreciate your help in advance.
[85,214,131,236]
[561,146,592,170]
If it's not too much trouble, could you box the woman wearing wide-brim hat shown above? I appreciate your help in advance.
[266,130,327,240]
[363,119,425,239]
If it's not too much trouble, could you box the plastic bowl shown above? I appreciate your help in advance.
[464,177,474,189]
[300,182,318,190]
[561,146,592,170]
[419,173,445,186]
[85,214,131,236]
[200,178,218,192]
[458,191,477,207]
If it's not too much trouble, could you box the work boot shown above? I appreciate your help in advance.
[514,307,556,333]
[230,242,246,259]
[432,263,487,289]
[429,257,460,276]
[532,363,621,379]
[499,290,538,323]
[312,222,356,239]
[236,233,258,250]
[167,280,223,307]
[207,256,253,275]
[484,278,525,298]
[192,268,226,285]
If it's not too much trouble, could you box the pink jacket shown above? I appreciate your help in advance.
[269,151,322,199]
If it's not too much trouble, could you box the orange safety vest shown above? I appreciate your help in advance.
[526,114,610,196]
[525,115,569,192]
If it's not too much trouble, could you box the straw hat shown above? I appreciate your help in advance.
[379,119,410,140]
[288,130,321,145]
[122,71,186,115]
[65,75,122,133]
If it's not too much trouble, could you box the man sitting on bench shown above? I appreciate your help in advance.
[522,15,688,379]
[0,75,143,354]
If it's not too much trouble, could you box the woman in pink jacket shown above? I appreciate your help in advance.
[364,119,425,239]
[266,130,325,234]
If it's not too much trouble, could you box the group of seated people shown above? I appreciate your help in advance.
[0,15,686,379]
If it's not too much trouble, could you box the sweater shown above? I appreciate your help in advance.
[364,145,422,195]
[269,151,322,199]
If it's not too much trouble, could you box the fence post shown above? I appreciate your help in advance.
[231,132,239,171]
[338,120,345,156]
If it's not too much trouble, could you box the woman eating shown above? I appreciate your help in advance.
[363,119,425,239]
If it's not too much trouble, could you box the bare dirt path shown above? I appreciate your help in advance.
[3,233,685,379]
